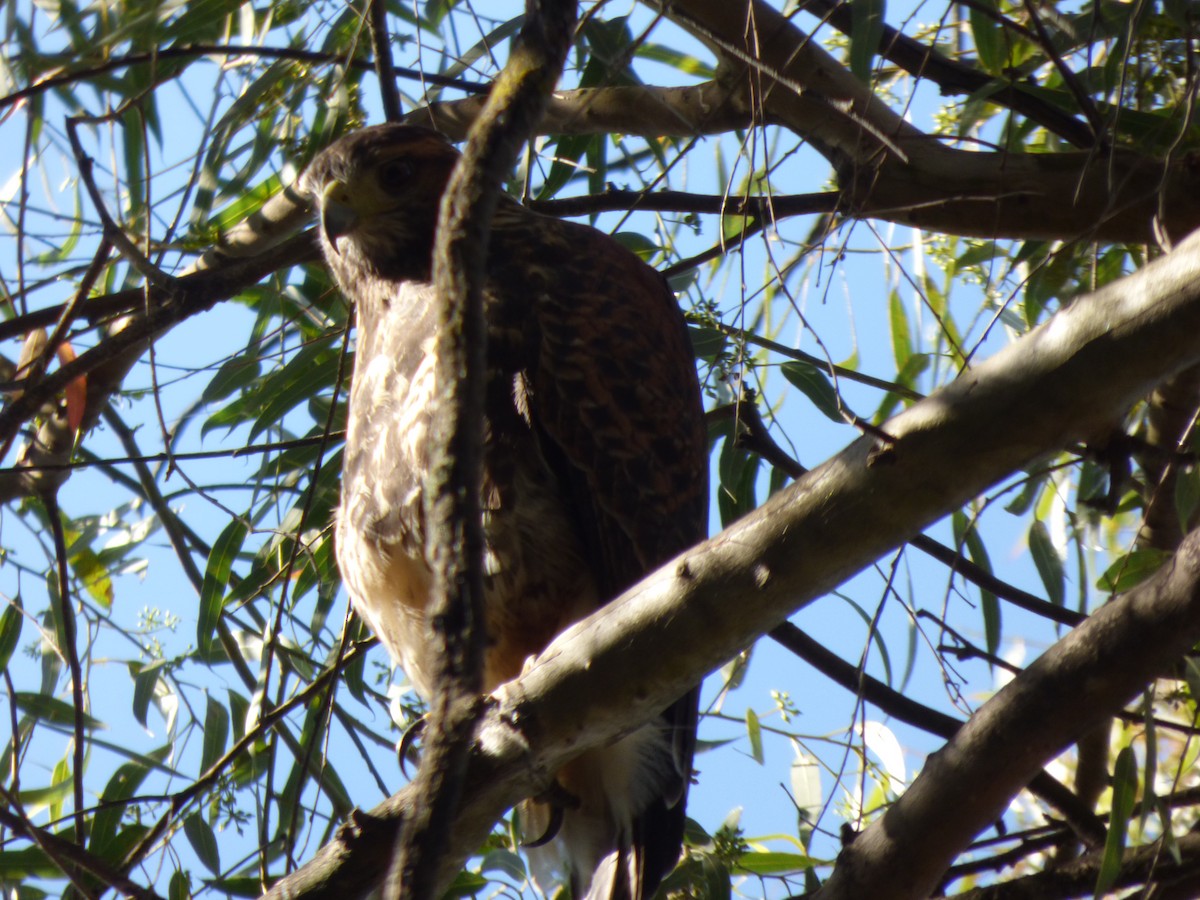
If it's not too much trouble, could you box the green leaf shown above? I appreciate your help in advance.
[205,174,285,234]
[537,133,597,200]
[92,762,151,854]
[0,596,24,672]
[130,659,167,728]
[1176,465,1200,534]
[1095,746,1137,898]
[201,693,230,772]
[69,545,114,610]
[888,289,912,370]
[745,709,764,764]
[197,519,248,657]
[14,692,105,730]
[16,777,74,814]
[169,870,192,900]
[735,851,817,875]
[849,0,886,82]
[636,43,715,78]
[717,424,760,526]
[1028,521,1065,607]
[1097,548,1171,594]
[1140,692,1157,829]
[202,355,263,405]
[612,231,658,261]
[0,845,61,879]
[442,870,490,898]
[689,326,728,361]
[780,362,842,422]
[1186,659,1200,710]
[969,0,1005,73]
[184,813,221,875]
[480,848,526,881]
[956,512,1000,655]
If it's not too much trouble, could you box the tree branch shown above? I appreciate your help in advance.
[395,2,579,898]
[658,0,1200,243]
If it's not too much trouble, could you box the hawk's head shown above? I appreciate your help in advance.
[301,124,460,282]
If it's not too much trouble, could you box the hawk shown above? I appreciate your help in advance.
[301,124,707,900]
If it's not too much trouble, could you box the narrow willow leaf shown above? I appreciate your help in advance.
[92,762,151,853]
[201,693,230,772]
[0,596,23,672]
[850,0,886,81]
[201,355,262,405]
[69,544,113,610]
[888,289,912,369]
[745,708,764,764]
[959,517,1001,655]
[197,519,248,657]
[1095,747,1137,897]
[168,869,191,900]
[689,326,728,361]
[183,813,221,875]
[14,692,104,730]
[780,362,842,422]
[1028,521,1065,606]
[735,852,817,875]
[969,0,1005,72]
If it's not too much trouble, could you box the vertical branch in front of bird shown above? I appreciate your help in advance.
[365,0,403,122]
[387,2,580,899]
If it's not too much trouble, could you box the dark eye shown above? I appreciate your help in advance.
[378,160,413,193]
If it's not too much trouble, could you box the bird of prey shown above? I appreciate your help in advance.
[301,124,708,900]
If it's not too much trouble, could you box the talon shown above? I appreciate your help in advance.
[398,715,427,777]
[521,802,564,848]
[519,782,579,848]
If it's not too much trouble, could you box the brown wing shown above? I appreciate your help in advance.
[493,207,708,583]
[490,204,708,898]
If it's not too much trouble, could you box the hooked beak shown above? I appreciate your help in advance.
[318,181,359,256]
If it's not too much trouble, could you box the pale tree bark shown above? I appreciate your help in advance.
[261,221,1200,898]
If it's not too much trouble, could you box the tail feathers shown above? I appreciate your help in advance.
[525,705,694,900]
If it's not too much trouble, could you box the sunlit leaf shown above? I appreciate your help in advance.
[735,852,817,875]
[1097,548,1171,594]
[745,708,764,764]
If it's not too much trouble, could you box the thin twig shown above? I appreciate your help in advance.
[797,0,1095,147]
[116,641,370,879]
[64,116,175,290]
[0,44,487,112]
[1020,0,1107,143]
[719,398,1085,627]
[768,621,1107,848]
[0,794,157,900]
[42,493,87,846]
